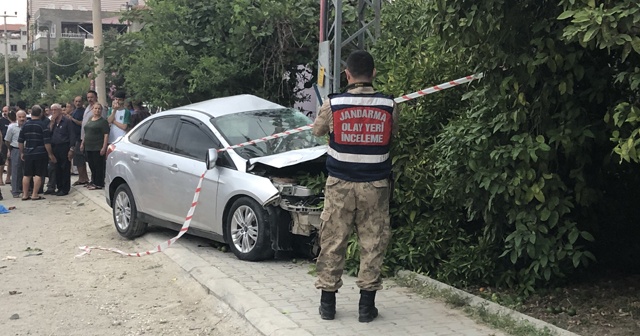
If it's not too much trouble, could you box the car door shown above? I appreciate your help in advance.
[131,116,179,220]
[163,117,223,232]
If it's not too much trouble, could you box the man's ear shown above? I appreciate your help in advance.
[372,68,377,79]
[345,69,352,82]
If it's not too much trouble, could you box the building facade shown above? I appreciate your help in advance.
[27,0,144,53]
[0,24,28,60]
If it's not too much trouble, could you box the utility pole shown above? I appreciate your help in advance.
[46,27,51,88]
[2,11,17,108]
[92,0,107,106]
[38,20,53,89]
[317,0,381,99]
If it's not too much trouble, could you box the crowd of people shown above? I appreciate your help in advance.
[0,90,151,200]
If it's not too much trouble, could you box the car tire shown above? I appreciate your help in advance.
[112,184,148,239]
[226,197,274,261]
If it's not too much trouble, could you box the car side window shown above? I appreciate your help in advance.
[128,120,151,144]
[174,121,213,161]
[141,117,177,151]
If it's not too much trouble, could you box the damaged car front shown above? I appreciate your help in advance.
[212,107,328,259]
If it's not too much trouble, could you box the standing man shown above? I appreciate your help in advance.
[107,91,131,144]
[0,106,10,186]
[47,104,76,196]
[70,96,89,185]
[4,111,26,198]
[312,50,397,323]
[18,105,56,201]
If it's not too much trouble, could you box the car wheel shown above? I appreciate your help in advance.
[112,184,148,239]
[226,197,274,261]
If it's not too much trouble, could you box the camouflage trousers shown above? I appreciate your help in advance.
[315,176,391,292]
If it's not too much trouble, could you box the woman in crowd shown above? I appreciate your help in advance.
[80,103,109,190]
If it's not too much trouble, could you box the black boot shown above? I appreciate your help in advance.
[358,290,378,322]
[319,290,336,320]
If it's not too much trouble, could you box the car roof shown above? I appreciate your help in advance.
[176,94,286,118]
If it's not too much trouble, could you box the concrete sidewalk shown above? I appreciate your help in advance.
[76,184,506,336]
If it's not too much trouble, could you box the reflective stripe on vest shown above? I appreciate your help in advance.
[327,147,389,163]
[330,96,395,108]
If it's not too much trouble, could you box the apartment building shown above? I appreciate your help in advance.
[0,24,28,60]
[27,0,144,53]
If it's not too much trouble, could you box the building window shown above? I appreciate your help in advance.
[10,45,17,52]
[22,31,27,36]
[22,45,26,50]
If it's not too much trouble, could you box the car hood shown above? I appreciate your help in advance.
[248,145,328,169]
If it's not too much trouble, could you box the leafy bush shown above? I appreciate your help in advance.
[331,0,640,294]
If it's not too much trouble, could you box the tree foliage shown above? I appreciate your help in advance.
[556,1,640,162]
[103,0,319,108]
[354,0,640,293]
[50,39,92,83]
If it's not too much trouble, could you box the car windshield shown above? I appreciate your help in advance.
[212,108,327,159]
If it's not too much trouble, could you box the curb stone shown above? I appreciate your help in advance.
[74,185,312,336]
[396,270,582,336]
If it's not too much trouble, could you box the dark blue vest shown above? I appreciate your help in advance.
[327,92,394,182]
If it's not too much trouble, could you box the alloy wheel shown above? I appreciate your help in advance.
[230,205,259,253]
[114,191,131,231]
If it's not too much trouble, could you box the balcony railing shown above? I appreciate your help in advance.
[35,32,56,39]
[0,33,24,40]
[61,32,93,39]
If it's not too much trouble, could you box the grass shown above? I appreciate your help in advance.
[395,273,557,336]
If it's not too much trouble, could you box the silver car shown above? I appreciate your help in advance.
[105,95,327,261]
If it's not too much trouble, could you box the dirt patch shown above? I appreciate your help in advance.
[0,190,260,336]
[470,272,640,336]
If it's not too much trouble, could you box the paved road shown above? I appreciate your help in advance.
[73,182,506,336]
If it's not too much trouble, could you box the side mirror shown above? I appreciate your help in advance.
[206,148,218,170]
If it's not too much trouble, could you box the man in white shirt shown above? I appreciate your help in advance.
[107,91,131,144]
[4,111,27,198]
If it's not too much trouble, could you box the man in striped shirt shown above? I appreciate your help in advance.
[18,105,57,201]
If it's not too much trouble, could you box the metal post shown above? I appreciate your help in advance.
[46,28,51,88]
[332,0,342,93]
[319,0,382,97]
[2,12,17,107]
[92,0,107,106]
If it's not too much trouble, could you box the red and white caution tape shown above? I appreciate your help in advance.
[76,72,483,258]
[393,73,484,104]
[213,72,484,152]
[75,172,206,258]
[216,124,315,153]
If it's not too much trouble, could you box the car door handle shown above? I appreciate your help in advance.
[130,155,140,162]
[168,164,180,172]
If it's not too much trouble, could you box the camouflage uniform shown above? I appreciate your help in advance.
[313,87,397,292]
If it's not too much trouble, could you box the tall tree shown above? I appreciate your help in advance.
[103,0,319,108]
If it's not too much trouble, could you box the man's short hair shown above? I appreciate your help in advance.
[50,103,62,110]
[87,90,98,98]
[114,90,126,99]
[31,105,42,117]
[8,111,16,122]
[346,50,375,79]
[17,101,26,110]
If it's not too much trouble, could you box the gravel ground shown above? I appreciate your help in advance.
[0,188,260,336]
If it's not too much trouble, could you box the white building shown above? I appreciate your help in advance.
[0,24,28,60]
[27,0,146,53]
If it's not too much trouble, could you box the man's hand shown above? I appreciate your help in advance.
[20,153,24,161]
[80,143,84,152]
[49,154,57,164]
[67,150,74,162]
[100,148,106,156]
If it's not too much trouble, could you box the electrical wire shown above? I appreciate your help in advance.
[44,51,93,67]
